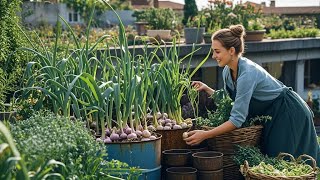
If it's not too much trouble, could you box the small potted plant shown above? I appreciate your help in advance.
[244,19,266,41]
[184,14,206,44]
[142,8,178,41]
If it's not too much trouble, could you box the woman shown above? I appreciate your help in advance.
[184,24,320,164]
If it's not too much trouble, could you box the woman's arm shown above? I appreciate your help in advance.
[184,120,237,146]
[192,81,215,96]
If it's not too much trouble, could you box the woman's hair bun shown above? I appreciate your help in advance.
[229,24,245,38]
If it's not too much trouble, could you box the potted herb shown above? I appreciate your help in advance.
[244,19,266,41]
[184,14,206,44]
[141,8,178,41]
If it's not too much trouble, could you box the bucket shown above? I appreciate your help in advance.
[166,167,197,180]
[162,149,192,167]
[192,151,223,171]
[106,134,162,180]
[198,169,223,180]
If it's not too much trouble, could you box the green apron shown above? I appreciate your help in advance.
[226,86,320,166]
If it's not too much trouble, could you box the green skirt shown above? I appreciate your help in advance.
[249,88,320,165]
[227,86,320,165]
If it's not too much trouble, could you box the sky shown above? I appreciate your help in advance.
[163,0,320,9]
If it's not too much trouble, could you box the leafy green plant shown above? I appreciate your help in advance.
[185,13,207,28]
[247,19,265,31]
[233,145,278,167]
[235,146,315,177]
[195,89,233,127]
[0,0,31,104]
[268,28,319,39]
[10,111,139,179]
[195,89,271,128]
[135,8,178,30]
[0,121,66,180]
[200,2,263,31]
[241,115,272,127]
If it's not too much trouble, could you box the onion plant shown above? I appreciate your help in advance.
[16,0,211,143]
[155,40,211,127]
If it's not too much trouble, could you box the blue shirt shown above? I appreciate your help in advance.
[222,57,286,128]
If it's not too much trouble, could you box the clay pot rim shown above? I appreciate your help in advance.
[162,149,192,155]
[198,168,223,173]
[192,151,223,158]
[166,167,197,174]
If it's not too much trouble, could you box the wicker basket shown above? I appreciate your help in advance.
[241,153,318,180]
[202,125,263,180]
[204,125,263,154]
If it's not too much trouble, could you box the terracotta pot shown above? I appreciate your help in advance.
[244,30,266,41]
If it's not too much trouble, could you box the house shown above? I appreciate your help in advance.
[22,2,83,27]
[22,1,136,27]
[131,0,155,9]
[244,0,320,28]
[131,0,184,11]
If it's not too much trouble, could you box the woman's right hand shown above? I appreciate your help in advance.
[192,81,209,92]
[191,81,215,95]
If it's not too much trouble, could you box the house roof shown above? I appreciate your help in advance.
[159,1,184,10]
[262,6,320,15]
[131,0,184,10]
[243,1,261,7]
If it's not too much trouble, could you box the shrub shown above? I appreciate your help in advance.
[134,8,178,30]
[10,111,139,179]
[0,0,31,103]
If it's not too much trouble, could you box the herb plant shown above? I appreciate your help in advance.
[195,89,233,127]
[0,121,66,180]
[10,111,139,179]
[195,89,271,128]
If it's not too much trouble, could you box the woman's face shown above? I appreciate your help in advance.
[211,40,232,67]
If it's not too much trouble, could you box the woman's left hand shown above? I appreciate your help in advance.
[184,130,208,146]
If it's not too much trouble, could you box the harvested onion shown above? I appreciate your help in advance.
[182,132,188,139]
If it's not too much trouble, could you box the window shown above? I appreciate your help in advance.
[68,12,79,22]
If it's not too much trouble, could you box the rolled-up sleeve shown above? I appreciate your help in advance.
[229,71,257,128]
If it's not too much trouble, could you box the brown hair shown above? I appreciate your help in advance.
[212,24,245,55]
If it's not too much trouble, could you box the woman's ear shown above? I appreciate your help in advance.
[229,47,236,55]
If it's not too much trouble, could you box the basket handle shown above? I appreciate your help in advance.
[242,160,250,176]
[297,154,317,171]
[277,152,296,162]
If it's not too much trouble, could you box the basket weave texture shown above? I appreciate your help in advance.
[203,125,263,180]
[241,153,318,180]
[203,125,263,164]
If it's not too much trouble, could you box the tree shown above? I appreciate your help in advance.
[183,0,198,25]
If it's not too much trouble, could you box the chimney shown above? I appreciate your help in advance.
[261,1,266,7]
[270,0,275,7]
